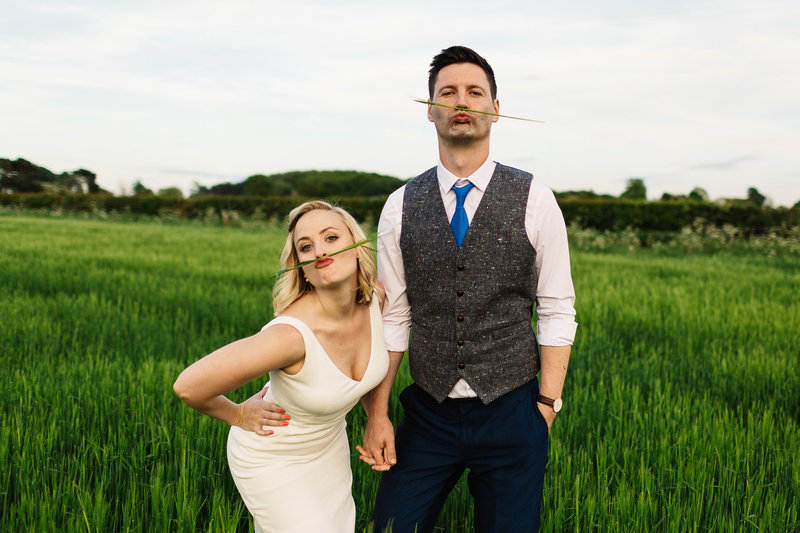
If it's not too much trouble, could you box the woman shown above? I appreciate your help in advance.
[173,200,389,532]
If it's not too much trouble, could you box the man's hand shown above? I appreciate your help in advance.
[536,401,556,433]
[356,416,397,471]
[234,385,289,436]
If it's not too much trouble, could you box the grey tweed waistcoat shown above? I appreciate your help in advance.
[400,163,540,404]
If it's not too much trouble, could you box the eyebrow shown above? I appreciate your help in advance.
[295,226,341,242]
[438,84,486,92]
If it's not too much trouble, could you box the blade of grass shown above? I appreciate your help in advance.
[413,98,545,123]
[271,238,375,279]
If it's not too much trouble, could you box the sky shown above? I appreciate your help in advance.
[2,0,799,206]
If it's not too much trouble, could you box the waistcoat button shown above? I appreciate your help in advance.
[457,362,465,369]
[457,340,464,347]
[456,290,464,296]
[457,315,464,322]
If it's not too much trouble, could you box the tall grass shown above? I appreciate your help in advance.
[1,213,798,532]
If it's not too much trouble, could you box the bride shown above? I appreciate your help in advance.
[174,200,389,532]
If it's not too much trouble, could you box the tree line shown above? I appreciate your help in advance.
[1,158,791,209]
[0,158,104,194]
[2,158,407,199]
[2,158,798,233]
[556,178,774,209]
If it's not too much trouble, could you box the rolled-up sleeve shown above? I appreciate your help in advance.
[377,186,411,352]
[527,182,578,346]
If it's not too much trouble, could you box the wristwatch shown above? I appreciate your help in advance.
[537,394,563,413]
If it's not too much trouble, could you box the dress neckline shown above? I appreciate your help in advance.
[276,297,378,383]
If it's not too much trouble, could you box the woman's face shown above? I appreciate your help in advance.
[293,209,358,290]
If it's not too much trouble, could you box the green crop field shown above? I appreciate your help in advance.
[2,214,798,532]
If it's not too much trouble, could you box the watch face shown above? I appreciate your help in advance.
[553,398,563,413]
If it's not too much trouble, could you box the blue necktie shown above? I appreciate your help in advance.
[450,182,474,248]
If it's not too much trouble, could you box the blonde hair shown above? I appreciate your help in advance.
[272,200,376,316]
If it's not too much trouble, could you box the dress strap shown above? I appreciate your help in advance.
[262,315,314,344]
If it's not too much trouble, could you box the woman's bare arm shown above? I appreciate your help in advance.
[173,324,303,433]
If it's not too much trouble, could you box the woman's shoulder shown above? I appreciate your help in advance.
[259,318,306,346]
[251,317,307,370]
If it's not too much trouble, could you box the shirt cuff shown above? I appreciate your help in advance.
[537,319,578,346]
[383,324,410,353]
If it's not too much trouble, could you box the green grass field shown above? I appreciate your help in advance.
[2,214,798,532]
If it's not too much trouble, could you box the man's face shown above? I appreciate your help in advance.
[428,62,499,145]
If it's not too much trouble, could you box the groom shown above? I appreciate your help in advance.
[359,46,578,532]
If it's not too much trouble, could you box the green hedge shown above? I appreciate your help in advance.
[558,198,798,235]
[0,193,388,224]
[2,193,797,233]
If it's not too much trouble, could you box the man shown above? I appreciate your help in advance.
[358,45,577,532]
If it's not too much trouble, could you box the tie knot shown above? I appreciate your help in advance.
[452,182,474,207]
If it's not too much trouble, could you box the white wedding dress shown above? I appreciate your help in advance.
[227,296,388,532]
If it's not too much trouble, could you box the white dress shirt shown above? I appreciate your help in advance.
[377,158,578,398]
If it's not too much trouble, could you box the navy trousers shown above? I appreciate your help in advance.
[371,379,549,533]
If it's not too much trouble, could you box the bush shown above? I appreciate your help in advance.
[0,193,388,225]
[558,198,798,234]
[2,194,798,236]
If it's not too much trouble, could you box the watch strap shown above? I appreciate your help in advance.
[537,394,556,406]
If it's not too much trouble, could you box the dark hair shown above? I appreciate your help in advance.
[428,46,497,100]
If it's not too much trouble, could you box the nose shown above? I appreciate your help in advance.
[454,89,468,109]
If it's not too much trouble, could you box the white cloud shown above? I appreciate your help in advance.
[1,0,799,204]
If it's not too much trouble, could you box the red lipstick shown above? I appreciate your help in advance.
[314,257,333,268]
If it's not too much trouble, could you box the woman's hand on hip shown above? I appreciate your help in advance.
[234,385,289,436]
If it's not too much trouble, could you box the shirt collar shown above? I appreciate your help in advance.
[436,157,496,195]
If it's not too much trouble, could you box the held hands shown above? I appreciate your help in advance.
[356,416,397,471]
[234,385,290,436]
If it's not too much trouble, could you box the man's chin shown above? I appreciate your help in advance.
[442,128,489,145]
